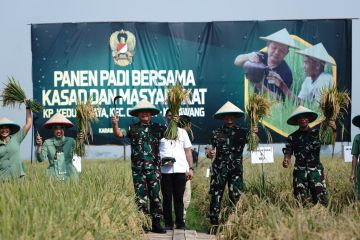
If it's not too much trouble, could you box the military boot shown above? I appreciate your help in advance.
[151,218,166,234]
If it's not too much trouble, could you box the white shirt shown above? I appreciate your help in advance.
[298,72,333,103]
[160,127,192,173]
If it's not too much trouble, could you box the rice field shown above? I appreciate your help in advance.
[1,155,359,240]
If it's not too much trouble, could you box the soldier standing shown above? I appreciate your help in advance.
[112,100,166,233]
[350,115,360,199]
[206,101,255,233]
[282,106,336,206]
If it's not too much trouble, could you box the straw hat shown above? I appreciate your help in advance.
[287,106,318,125]
[43,113,74,129]
[0,117,20,134]
[260,28,299,49]
[296,43,336,66]
[352,115,360,128]
[129,100,160,117]
[213,101,244,119]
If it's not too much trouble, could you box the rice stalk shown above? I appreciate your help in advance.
[74,98,99,157]
[245,93,273,151]
[319,86,350,148]
[1,76,43,112]
[164,81,191,140]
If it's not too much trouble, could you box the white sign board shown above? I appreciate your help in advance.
[72,154,82,172]
[251,146,274,164]
[344,146,352,163]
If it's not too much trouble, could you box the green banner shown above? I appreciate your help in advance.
[31,20,352,144]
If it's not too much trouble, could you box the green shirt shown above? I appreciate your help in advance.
[0,129,26,180]
[351,134,360,156]
[37,136,78,180]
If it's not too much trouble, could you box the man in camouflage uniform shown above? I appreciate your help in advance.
[112,100,166,233]
[283,106,336,207]
[206,102,256,232]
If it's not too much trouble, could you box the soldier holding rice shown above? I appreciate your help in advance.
[206,101,257,233]
[112,99,166,233]
[282,106,336,206]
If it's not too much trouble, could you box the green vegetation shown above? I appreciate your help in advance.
[1,156,358,239]
[0,160,146,240]
[1,76,43,113]
[191,156,358,239]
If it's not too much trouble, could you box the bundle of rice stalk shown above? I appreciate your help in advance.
[319,86,350,146]
[1,77,43,112]
[245,93,272,151]
[75,98,99,157]
[164,82,191,140]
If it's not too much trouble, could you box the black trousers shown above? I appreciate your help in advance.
[161,173,186,227]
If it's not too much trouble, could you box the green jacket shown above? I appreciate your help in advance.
[37,136,78,180]
[0,129,26,181]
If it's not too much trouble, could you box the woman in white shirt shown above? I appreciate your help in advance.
[160,113,194,230]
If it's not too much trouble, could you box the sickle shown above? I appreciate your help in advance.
[113,96,123,114]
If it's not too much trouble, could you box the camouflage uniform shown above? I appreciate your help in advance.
[128,121,166,220]
[209,125,247,224]
[283,128,328,206]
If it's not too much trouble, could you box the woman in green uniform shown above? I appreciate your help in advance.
[0,104,32,180]
[36,113,82,181]
[350,115,360,199]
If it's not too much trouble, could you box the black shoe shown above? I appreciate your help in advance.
[151,220,166,234]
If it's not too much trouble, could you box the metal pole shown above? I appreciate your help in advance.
[123,144,126,161]
[30,124,34,164]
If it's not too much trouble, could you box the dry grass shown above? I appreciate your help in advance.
[2,156,358,240]
[164,81,191,140]
[245,93,273,151]
[75,98,99,156]
[190,155,358,239]
[319,86,350,147]
[0,160,147,240]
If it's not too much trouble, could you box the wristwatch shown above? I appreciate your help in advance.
[189,167,194,170]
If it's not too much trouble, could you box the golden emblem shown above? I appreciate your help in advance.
[109,30,136,66]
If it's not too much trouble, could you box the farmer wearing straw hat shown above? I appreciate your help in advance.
[206,101,257,233]
[0,102,32,180]
[234,28,298,100]
[35,113,83,181]
[112,100,167,234]
[350,115,360,199]
[282,106,336,206]
[296,43,335,103]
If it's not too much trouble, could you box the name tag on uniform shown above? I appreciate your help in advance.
[343,146,352,163]
[251,146,274,164]
[72,154,82,172]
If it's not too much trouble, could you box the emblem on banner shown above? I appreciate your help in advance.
[109,29,136,66]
